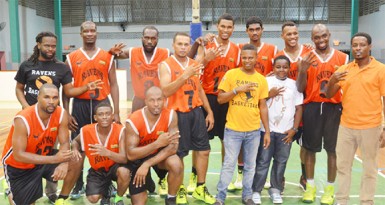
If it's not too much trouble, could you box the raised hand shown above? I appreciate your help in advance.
[109,43,126,56]
[87,79,104,91]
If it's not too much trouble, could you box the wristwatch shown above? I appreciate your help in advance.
[292,127,299,133]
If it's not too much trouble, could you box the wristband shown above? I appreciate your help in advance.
[233,89,237,95]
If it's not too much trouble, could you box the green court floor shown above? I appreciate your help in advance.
[2,137,385,204]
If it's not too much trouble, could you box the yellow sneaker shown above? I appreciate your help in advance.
[54,198,72,205]
[320,185,335,205]
[186,173,197,195]
[176,185,188,205]
[233,171,243,190]
[192,184,216,204]
[2,180,9,198]
[227,182,236,192]
[158,177,168,197]
[302,183,316,203]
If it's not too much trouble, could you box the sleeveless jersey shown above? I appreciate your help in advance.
[275,45,312,80]
[126,108,173,154]
[238,42,277,76]
[2,105,64,169]
[130,47,170,99]
[162,56,203,112]
[303,49,349,104]
[201,39,240,95]
[67,48,114,100]
[80,123,125,172]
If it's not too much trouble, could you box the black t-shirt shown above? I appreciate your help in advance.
[14,60,73,105]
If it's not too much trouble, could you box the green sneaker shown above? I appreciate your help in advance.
[192,184,216,204]
[233,171,243,190]
[114,195,124,205]
[227,182,236,192]
[186,173,197,195]
[176,185,188,205]
[320,185,335,205]
[54,198,72,205]
[158,177,168,198]
[302,183,316,203]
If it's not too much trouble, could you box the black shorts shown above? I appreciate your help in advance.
[131,96,145,113]
[71,97,110,140]
[86,164,130,196]
[302,102,342,153]
[4,164,58,205]
[202,94,228,140]
[292,126,304,145]
[177,107,211,158]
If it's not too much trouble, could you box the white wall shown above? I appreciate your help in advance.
[0,0,55,70]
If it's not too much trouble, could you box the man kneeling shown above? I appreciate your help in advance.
[126,86,183,205]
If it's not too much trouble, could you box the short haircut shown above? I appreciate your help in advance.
[218,13,234,25]
[80,21,97,32]
[273,55,291,67]
[145,86,163,99]
[38,83,58,96]
[94,102,113,114]
[173,32,190,43]
[246,16,263,29]
[143,25,159,36]
[281,21,296,31]
[241,44,257,52]
[351,32,372,45]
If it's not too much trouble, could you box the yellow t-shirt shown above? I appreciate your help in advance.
[218,68,268,132]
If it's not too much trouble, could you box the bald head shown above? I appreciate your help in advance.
[39,83,58,96]
[145,86,163,99]
[38,83,59,114]
[145,86,164,115]
[312,24,329,34]
[311,24,330,51]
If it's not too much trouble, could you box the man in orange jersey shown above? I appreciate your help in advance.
[274,21,313,191]
[2,83,72,205]
[125,86,183,205]
[159,32,215,204]
[64,21,120,200]
[55,102,129,205]
[297,24,348,205]
[326,32,385,205]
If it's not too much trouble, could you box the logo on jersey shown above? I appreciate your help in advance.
[50,127,57,132]
[99,60,106,65]
[110,144,118,149]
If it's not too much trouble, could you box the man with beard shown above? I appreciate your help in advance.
[110,25,170,196]
[13,31,101,203]
[2,84,73,205]
[297,24,348,205]
[64,21,120,202]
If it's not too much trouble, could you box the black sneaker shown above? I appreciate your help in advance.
[165,197,177,205]
[100,197,110,205]
[70,183,85,200]
[47,194,57,204]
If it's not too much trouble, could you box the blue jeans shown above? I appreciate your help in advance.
[252,132,292,193]
[216,128,261,202]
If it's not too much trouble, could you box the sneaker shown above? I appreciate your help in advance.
[54,198,72,205]
[213,199,225,205]
[108,184,117,197]
[264,181,271,189]
[100,197,110,205]
[187,173,197,195]
[320,185,335,205]
[302,183,316,203]
[233,171,243,190]
[192,184,216,204]
[270,192,283,204]
[176,185,188,205]
[114,195,124,205]
[158,177,168,197]
[252,192,261,204]
[299,175,307,191]
[70,183,85,200]
[242,198,257,205]
[48,194,58,204]
[227,182,236,192]
[165,196,177,205]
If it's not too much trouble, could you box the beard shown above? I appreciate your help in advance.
[40,50,56,60]
[142,41,157,53]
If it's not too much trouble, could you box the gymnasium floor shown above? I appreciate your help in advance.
[0,101,384,204]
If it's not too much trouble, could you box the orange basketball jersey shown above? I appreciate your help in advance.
[303,49,349,104]
[162,56,203,112]
[130,47,170,99]
[80,123,125,171]
[238,43,277,76]
[274,45,312,80]
[201,39,240,95]
[67,48,114,100]
[2,105,64,169]
[127,107,173,154]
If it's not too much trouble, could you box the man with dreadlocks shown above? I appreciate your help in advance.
[13,31,102,203]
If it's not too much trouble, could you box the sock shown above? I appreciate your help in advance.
[197,182,204,187]
[114,194,123,203]
[238,164,244,174]
[301,163,306,178]
[326,181,335,187]
[307,179,315,186]
[58,195,69,200]
[167,194,176,198]
[192,167,197,175]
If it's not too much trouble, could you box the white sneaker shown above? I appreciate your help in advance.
[252,192,261,204]
[270,192,283,204]
[233,171,243,189]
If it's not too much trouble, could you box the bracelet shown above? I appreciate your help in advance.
[292,127,299,133]
[232,89,237,95]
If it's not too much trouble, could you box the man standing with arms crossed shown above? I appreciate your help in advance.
[159,32,216,204]
[297,24,348,205]
[326,32,385,205]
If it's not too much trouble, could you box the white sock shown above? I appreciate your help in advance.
[168,194,176,198]
[326,181,334,187]
[307,179,315,186]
